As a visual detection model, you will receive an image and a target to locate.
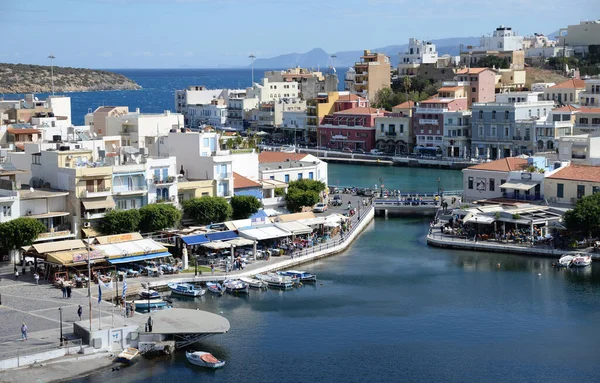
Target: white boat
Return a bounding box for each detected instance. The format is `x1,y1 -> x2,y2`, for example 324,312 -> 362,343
167,282 -> 205,297
116,348 -> 139,363
255,273 -> 294,290
186,351 -> 225,369
239,276 -> 267,289
206,282 -> 224,295
282,270 -> 317,283
223,279 -> 250,294
138,289 -> 161,300
558,255 -> 575,267
572,254 -> 592,267
132,298 -> 167,310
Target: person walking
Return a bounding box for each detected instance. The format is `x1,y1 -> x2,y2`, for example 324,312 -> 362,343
77,305 -> 83,321
66,285 -> 72,299
147,316 -> 153,332
21,323 -> 27,340
210,263 -> 214,276
62,285 -> 67,298
14,269 -> 18,280
34,273 -> 39,285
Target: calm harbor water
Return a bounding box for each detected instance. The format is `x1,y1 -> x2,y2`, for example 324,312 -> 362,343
73,167 -> 600,383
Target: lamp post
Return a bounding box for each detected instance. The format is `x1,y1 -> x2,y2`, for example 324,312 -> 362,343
379,178 -> 384,198
86,235 -> 92,332
194,254 -> 198,277
48,54 -> 56,95
58,307 -> 63,346
249,54 -> 256,85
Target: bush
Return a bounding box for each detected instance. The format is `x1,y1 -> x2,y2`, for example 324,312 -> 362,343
230,195 -> 262,220
285,188 -> 320,213
99,209 -> 141,235
182,197 -> 232,225
139,203 -> 182,232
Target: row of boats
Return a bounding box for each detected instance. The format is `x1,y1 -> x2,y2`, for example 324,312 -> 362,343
557,253 -> 592,268
134,270 -> 318,308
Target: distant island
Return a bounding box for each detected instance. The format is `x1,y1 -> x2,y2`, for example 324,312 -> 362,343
0,63 -> 141,94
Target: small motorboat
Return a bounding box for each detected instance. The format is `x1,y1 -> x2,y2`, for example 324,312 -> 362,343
557,255 -> 575,267
116,348 -> 139,363
223,279 -> 250,295
255,273 -> 294,290
276,271 -> 300,284
138,289 -> 161,300
239,276 -> 267,289
168,282 -> 205,297
132,298 -> 167,310
572,254 -> 592,267
186,351 -> 225,369
281,270 -> 317,283
206,282 -> 224,295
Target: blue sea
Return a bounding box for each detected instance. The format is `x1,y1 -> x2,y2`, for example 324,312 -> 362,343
1,68 -> 346,125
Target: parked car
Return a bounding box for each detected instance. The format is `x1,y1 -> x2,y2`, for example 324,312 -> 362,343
355,148 -> 365,154
331,195 -> 343,206
343,147 -> 354,153
313,202 -> 328,213
370,149 -> 384,155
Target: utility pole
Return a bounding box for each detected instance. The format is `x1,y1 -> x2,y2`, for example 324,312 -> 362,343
249,54 -> 256,85
86,235 -> 92,332
48,54 -> 56,95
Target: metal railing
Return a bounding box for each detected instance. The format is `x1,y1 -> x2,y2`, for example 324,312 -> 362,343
0,339 -> 83,367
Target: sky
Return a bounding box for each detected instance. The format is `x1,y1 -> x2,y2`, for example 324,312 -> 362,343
1,0 -> 598,69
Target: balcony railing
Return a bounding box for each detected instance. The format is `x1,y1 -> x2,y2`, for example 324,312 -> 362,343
113,185 -> 148,195
84,211 -> 107,220
215,172 -> 232,180
572,153 -> 587,159
152,176 -> 176,185
156,195 -> 176,203
385,132 -> 397,136
81,188 -> 112,198
419,119 -> 439,125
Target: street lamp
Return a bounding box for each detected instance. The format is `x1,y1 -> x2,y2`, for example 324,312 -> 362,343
48,54 -> 56,95
58,307 -> 63,346
86,235 -> 92,332
249,54 -> 256,85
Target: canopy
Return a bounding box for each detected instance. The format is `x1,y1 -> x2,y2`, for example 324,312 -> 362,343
298,217 -> 328,226
30,239 -> 86,255
464,215 -> 496,224
181,234 -> 209,245
275,212 -> 316,222
224,219 -> 253,231
274,221 -> 313,235
500,180 -> 538,191
226,238 -> 255,247
108,251 -> 171,264
82,196 -> 116,210
206,231 -> 239,241
239,224 -> 291,241
95,239 -> 167,257
201,242 -> 233,250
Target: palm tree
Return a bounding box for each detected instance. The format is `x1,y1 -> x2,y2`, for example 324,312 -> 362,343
403,76 -> 411,103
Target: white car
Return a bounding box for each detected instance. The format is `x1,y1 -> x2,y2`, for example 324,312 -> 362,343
313,203 -> 328,213
370,149 -> 383,155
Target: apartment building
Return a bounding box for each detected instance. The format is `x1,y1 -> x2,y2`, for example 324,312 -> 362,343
414,97 -> 468,152
374,111 -> 412,154
557,134 -> 600,165
580,79 -> 600,107
470,92 -> 555,159
558,20 -> 600,57
350,50 -> 391,103
542,79 -> 586,105
1,94 -> 71,127
398,38 -> 439,77
318,107 -> 385,151
453,68 -> 496,107
246,78 -> 299,103
258,151 -> 328,187
443,110 -> 472,158
572,107 -> 600,135
227,96 -> 258,131
265,68 -> 338,100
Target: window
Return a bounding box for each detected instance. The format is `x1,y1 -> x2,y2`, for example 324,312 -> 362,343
2,205 -> 11,216
504,111 -> 509,120
491,125 -> 496,137
472,87 -> 476,93
579,118 -> 589,124
478,110 -> 483,119
501,179 -> 506,185
32,154 -> 41,165
117,200 -> 127,210
448,118 -> 453,125
468,177 -> 473,190
492,110 -> 496,120
478,126 -> 484,136
472,98 -> 475,103
308,172 -> 314,180
489,178 -> 495,192
593,186 -> 600,194
297,173 -> 303,180
399,124 -> 404,133
528,109 -> 532,117
577,185 -> 585,199
284,174 -> 290,183
557,183 -> 564,198
505,127 -> 509,137
380,123 -> 384,133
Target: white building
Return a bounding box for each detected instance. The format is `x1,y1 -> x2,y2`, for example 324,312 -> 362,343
557,134 -> 600,166
186,98 -> 228,129
246,78 -> 299,103
398,38 -> 439,76
227,97 -> 258,131
471,25 -> 524,52
258,152 -> 327,186
580,79 -> 600,107
175,86 -> 226,115
146,157 -> 179,205
558,20 -> 600,57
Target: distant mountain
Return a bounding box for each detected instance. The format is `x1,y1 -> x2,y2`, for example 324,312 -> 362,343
251,37 -> 481,69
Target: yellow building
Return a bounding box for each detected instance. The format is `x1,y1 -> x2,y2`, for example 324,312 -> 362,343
352,50 -> 391,103
306,91 -> 342,142
542,79 -> 586,105
177,179 -> 216,202
544,164 -> 600,204
495,69 -> 526,92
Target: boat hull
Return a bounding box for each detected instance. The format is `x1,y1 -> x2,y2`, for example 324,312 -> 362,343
132,299 -> 167,309
168,283 -> 205,297
186,351 -> 226,369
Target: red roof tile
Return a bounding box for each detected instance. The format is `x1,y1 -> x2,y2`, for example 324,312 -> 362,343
333,107 -> 383,115
467,157 -> 529,172
553,105 -> 580,112
7,128 -> 41,135
456,67 -> 494,74
392,101 -> 415,109
258,152 -> 306,164
335,94 -> 365,102
547,164 -> 600,183
233,172 -> 262,189
549,79 -> 586,89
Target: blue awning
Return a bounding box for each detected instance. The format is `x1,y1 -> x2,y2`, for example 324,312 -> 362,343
108,252 -> 171,265
181,234 -> 209,245
250,210 -> 268,219
235,189 -> 263,199
206,231 -> 239,241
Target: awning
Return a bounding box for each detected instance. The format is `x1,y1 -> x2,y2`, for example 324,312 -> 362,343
181,234 -> 209,245
464,215 -> 496,224
500,180 -> 538,191
299,217 -> 327,226
94,239 -> 167,257
238,224 -> 291,241
201,242 -> 232,250
275,212 -> 316,222
226,238 -> 255,247
274,221 -> 313,235
108,251 -> 171,264
82,227 -> 102,238
206,231 -> 238,241
82,196 -> 116,210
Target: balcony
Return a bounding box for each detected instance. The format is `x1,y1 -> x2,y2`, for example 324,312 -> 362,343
215,172 -> 232,180
152,176 -> 176,186
156,195 -> 177,203
416,107 -> 447,114
113,185 -> 148,195
572,153 -> 587,159
418,119 -> 439,125
84,211 -> 107,220
81,188 -> 112,198
385,132 -> 397,137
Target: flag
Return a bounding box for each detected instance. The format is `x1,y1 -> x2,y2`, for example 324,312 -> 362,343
98,280 -> 113,303
98,283 -> 102,303
122,278 -> 127,300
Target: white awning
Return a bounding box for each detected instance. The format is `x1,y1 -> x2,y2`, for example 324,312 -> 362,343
201,242 -> 232,250
274,221 -> 313,235
82,196 -> 116,210
226,238 -> 255,247
464,215 -> 496,224
94,239 -> 167,257
298,217 -> 328,226
238,224 -> 291,241
500,180 -> 538,191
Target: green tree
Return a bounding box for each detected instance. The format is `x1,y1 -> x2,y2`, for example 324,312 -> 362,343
138,203 -> 182,232
285,188 -> 320,213
99,209 -> 141,235
373,87 -> 401,111
564,193 -> 600,237
477,55 -> 510,69
0,218 -> 46,261
287,179 -> 326,194
230,195 -> 262,220
182,196 -> 232,225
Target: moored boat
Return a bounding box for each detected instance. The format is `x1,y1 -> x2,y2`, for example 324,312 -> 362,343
557,255 -> 575,267
282,270 -> 317,283
186,351 -> 225,369
572,254 -> 592,267
116,348 -> 139,363
255,273 -> 294,290
206,282 -> 224,295
132,298 -> 167,310
239,276 -> 268,289
139,289 -> 161,300
167,282 -> 205,297
223,279 -> 250,294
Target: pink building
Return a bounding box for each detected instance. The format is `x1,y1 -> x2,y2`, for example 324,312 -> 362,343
318,107 -> 385,151
454,68 -> 496,106
414,98 -> 468,151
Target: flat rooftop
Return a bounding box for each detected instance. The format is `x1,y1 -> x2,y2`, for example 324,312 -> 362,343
131,308 -> 230,335
19,188 -> 69,199
259,160 -> 315,171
